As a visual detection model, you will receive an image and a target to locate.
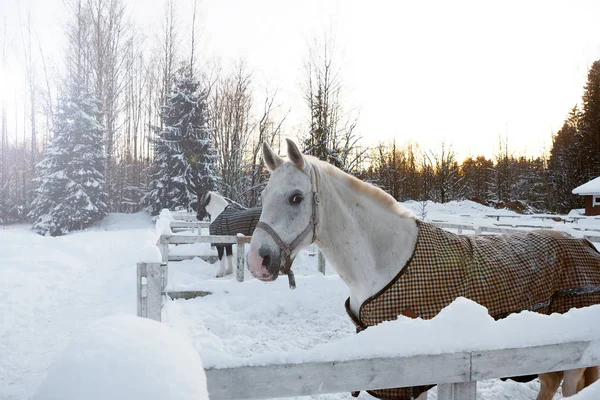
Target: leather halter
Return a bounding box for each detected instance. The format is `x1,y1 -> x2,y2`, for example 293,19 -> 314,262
255,163 -> 321,289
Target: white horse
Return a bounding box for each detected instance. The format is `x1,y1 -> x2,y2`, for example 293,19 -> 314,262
246,139 -> 600,400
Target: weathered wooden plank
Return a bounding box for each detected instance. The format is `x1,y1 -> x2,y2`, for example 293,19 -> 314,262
136,262 -> 163,322
430,222 -> 533,236
572,226 -> 600,233
584,234 -> 600,243
431,222 -> 475,232
471,341 -> 600,380
160,262 -> 168,292
136,263 -> 146,318
162,235 -> 252,245
171,213 -> 198,221
166,290 -> 212,300
480,226 -> 529,234
236,242 -> 245,282
318,250 -> 326,274
168,254 -> 219,263
170,221 -> 210,229
157,241 -> 168,263
205,352 -> 471,400
437,382 -> 476,400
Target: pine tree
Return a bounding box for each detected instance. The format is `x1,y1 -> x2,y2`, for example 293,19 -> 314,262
145,68 -> 216,215
577,60 -> 600,181
548,107 -> 581,212
0,182 -> 19,224
461,156 -> 494,204
29,78 -> 107,236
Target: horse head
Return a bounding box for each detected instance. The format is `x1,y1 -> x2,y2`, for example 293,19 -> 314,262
247,139 -> 321,284
196,191 -> 212,221
196,190 -> 229,222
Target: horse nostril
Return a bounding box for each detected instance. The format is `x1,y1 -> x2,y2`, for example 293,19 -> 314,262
262,255 -> 271,268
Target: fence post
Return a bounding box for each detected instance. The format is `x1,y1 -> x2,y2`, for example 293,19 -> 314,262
161,262 -> 168,292
318,251 -> 326,274
437,382 -> 476,400
236,241 -> 245,282
137,262 -> 164,322
157,238 -> 168,263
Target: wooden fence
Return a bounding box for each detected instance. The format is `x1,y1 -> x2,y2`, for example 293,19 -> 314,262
136,261 -> 599,400
136,214 -> 600,399
148,212 -> 326,304
160,234 -> 253,282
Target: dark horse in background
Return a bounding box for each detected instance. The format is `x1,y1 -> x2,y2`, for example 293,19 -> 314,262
196,191 -> 261,277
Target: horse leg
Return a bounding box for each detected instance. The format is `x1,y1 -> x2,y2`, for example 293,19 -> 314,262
584,366 -> 599,388
225,245 -> 234,275
562,368 -> 585,397
216,246 -> 228,278
537,372 -> 562,400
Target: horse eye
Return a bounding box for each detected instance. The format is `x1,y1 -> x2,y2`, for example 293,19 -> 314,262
289,194 -> 304,205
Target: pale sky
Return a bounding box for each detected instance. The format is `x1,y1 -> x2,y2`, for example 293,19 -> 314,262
2,0 -> 600,160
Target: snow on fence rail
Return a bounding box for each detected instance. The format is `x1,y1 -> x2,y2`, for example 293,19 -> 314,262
204,339 -> 599,400
432,221 -> 600,242
136,262 -> 600,400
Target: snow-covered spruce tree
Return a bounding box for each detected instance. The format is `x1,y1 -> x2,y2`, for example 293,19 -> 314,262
29,79 -> 108,236
145,68 -> 217,215
0,183 -> 19,224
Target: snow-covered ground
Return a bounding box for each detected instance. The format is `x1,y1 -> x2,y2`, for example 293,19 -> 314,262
2,203 -> 600,399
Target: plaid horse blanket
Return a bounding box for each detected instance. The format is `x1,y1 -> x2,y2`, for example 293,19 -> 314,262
209,205 -> 262,243
346,220 -> 600,400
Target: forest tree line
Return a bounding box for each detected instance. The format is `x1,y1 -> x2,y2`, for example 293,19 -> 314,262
359,59 -> 600,214
0,0 -> 599,233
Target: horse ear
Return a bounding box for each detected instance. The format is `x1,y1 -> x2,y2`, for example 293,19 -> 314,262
263,142 -> 284,172
286,139 -> 304,170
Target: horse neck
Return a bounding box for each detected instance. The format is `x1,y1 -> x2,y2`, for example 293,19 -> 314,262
207,193 -> 229,219
315,171 -> 418,316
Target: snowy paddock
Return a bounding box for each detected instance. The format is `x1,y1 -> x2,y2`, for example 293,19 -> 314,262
3,202 -> 600,399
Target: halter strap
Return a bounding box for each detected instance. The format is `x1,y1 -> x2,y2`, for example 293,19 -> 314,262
255,162 -> 321,287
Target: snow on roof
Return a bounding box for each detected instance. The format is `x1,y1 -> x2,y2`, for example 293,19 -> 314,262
572,176 -> 600,195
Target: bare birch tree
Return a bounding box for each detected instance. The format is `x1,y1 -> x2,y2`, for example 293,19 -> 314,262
243,85 -> 287,206
1,18 -> 7,190
210,61 -> 253,200
159,0 -> 178,112
302,33 -> 363,172
87,0 -> 130,210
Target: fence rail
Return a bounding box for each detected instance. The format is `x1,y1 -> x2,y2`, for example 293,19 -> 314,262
169,220 -> 210,231
431,221 -> 600,242
204,340 -> 599,399
170,212 -> 198,221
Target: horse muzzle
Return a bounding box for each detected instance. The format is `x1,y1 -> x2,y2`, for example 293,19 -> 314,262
247,244 -> 282,281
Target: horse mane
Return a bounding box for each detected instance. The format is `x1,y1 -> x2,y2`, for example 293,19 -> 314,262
303,155 -> 415,219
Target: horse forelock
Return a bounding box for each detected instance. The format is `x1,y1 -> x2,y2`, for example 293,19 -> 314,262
301,155 -> 414,219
